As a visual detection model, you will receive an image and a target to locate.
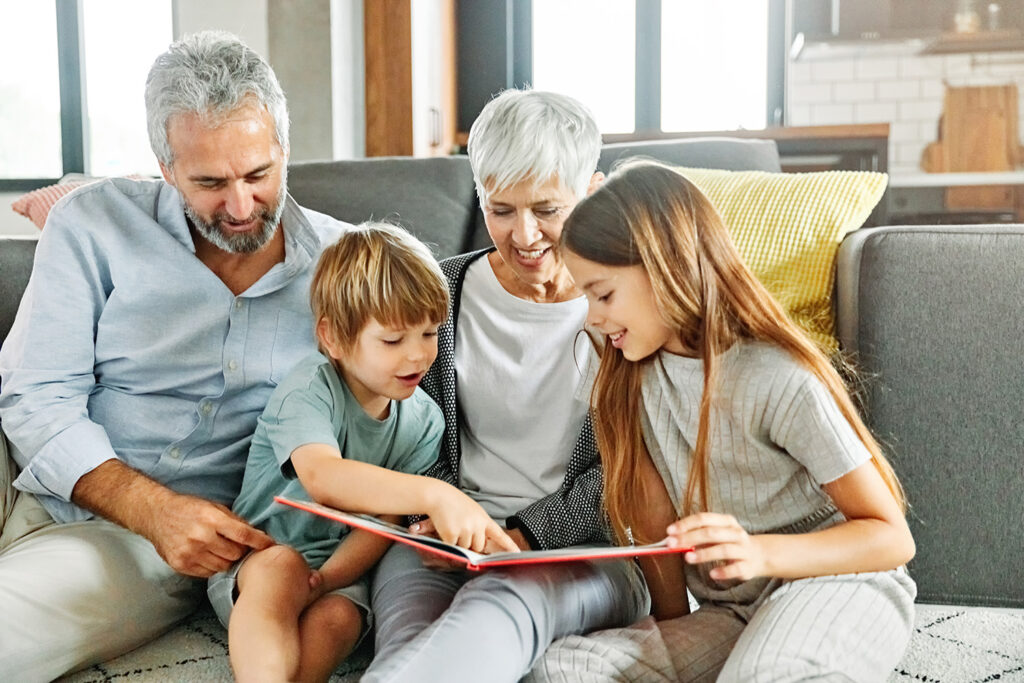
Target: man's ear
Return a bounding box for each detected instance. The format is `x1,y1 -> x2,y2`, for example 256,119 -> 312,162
586,171 -> 605,197
159,161 -> 175,187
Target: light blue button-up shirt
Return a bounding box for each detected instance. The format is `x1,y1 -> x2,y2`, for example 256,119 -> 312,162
0,177 -> 348,523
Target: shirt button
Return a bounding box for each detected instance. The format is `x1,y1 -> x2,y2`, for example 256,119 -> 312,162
169,447 -> 181,459
200,402 -> 212,415
227,360 -> 238,371
234,299 -> 243,310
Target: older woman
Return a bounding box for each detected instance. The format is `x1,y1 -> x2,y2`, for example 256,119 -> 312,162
362,90 -> 650,682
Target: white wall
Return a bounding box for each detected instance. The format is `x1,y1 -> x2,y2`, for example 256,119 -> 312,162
788,50 -> 1024,174
173,0 -> 269,56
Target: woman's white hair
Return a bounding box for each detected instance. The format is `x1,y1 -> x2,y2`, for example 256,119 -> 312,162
145,30 -> 289,167
467,89 -> 601,204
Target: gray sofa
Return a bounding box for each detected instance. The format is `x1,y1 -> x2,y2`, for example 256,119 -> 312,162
2,137 -> 1022,681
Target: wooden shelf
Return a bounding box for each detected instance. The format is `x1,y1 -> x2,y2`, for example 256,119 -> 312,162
920,29 -> 1024,54
891,171 -> 1024,188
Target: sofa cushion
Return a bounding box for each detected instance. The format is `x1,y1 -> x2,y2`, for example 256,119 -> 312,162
836,225 -> 1024,608
676,167 -> 887,352
600,137 -> 782,174
0,237 -> 37,345
288,156 -> 478,259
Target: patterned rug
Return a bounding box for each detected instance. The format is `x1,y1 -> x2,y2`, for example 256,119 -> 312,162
58,603 -> 1023,682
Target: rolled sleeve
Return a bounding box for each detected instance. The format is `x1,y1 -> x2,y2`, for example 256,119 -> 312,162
0,195 -> 116,516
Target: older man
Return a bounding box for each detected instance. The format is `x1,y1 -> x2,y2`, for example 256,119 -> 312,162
0,31 -> 347,680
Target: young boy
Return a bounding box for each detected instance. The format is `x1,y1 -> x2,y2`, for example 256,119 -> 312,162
208,222 -> 519,683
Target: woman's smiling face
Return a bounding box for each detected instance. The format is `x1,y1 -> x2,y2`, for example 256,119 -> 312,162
482,175 -> 580,299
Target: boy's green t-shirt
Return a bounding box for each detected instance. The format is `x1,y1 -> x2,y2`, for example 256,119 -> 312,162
232,352 -> 443,569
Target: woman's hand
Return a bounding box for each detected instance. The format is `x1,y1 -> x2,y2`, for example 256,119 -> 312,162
667,512 -> 767,582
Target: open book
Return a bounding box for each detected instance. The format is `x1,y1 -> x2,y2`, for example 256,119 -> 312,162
274,496 -> 689,571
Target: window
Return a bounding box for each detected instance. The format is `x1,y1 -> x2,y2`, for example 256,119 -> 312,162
531,1 -> 636,134
456,0 -> 785,139
0,2 -> 63,181
0,0 -> 172,190
661,1 -> 770,132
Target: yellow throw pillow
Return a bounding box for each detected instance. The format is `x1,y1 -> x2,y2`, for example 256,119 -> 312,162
674,166 -> 887,352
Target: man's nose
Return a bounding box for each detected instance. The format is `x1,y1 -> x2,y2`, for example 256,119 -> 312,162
224,182 -> 255,221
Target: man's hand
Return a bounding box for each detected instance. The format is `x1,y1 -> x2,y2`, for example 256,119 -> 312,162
71,459 -> 273,578
145,493 -> 274,577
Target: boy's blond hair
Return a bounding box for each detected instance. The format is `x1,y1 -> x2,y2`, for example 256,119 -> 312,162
310,222 -> 449,354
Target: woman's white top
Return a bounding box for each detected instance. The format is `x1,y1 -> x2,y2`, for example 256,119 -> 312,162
455,257 -> 591,520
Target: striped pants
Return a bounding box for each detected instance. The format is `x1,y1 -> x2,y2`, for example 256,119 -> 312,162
526,569 -> 916,683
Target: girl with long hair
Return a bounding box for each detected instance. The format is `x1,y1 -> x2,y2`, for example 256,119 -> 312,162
530,160 -> 917,682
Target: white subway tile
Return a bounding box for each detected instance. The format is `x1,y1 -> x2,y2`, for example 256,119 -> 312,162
790,82 -> 832,105
899,55 -> 944,79
856,57 -> 899,80
943,55 -> 973,77
895,141 -> 927,165
811,103 -> 854,124
984,51 -> 1024,65
920,120 -> 941,142
890,121 -> 920,143
787,105 -> 812,127
788,62 -> 813,84
811,60 -> 856,82
890,162 -> 919,175
987,60 -> 1024,78
877,79 -> 921,100
855,102 -> 899,122
834,81 -> 876,102
921,78 -> 945,98
899,99 -> 943,121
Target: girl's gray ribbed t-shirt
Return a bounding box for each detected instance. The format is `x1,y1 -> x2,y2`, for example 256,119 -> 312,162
640,342 -> 869,534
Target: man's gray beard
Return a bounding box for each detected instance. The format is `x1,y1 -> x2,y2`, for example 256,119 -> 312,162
185,179 -> 288,254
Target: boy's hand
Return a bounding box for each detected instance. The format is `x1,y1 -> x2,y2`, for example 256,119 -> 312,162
667,512 -> 767,582
412,487 -> 521,554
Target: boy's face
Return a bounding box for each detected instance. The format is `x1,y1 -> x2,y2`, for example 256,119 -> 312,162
318,317 -> 440,419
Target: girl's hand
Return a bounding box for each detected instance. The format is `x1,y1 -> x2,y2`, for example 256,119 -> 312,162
422,483 -> 521,554
667,512 -> 767,582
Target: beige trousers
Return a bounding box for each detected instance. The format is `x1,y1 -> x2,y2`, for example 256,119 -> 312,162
0,434 -> 204,682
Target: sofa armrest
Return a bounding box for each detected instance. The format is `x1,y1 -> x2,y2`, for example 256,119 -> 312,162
835,224 -> 1024,608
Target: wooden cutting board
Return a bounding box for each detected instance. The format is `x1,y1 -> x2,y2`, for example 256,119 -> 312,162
940,84 -> 1020,209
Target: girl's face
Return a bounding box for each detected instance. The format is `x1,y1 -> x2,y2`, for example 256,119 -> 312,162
564,251 -> 685,361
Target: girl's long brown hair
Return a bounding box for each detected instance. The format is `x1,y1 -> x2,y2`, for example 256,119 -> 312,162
562,161 -> 905,544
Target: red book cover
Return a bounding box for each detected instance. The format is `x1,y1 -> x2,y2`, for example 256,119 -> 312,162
274,496 -> 690,571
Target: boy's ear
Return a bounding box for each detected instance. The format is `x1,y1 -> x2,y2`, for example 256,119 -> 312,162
316,318 -> 342,360
586,171 -> 605,197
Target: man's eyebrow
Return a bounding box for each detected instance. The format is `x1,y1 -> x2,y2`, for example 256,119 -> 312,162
188,162 -> 274,182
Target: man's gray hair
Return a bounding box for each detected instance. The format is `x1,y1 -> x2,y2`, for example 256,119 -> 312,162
145,31 -> 289,167
467,89 -> 601,205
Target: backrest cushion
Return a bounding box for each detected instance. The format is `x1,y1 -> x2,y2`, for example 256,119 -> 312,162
600,137 -> 782,174
0,237 -> 38,345
288,156 -> 478,259
676,167 -> 887,352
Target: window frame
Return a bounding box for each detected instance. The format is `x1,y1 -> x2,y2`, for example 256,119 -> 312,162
455,0 -> 786,143
2,0 -> 87,192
